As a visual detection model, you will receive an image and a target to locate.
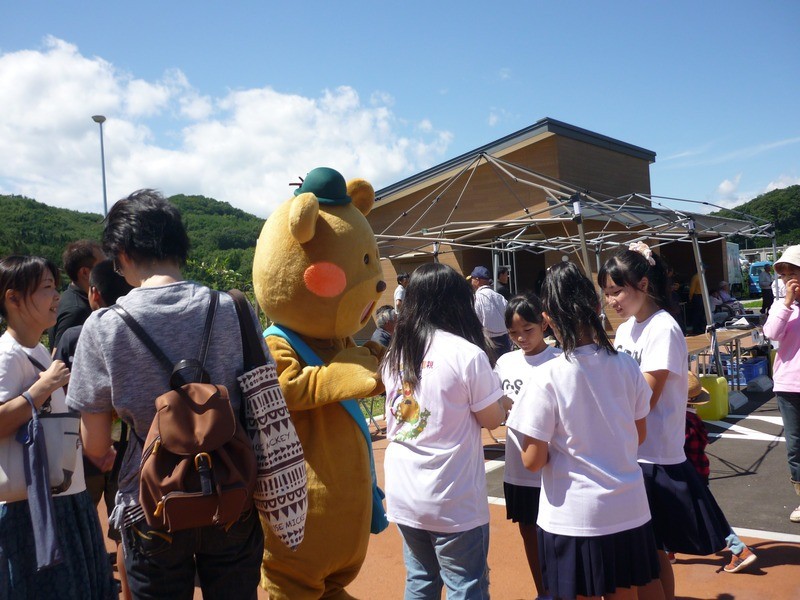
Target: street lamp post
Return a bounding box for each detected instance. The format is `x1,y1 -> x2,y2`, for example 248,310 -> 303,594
91,115 -> 108,217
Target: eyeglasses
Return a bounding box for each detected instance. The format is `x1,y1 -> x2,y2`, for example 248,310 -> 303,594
113,258 -> 123,276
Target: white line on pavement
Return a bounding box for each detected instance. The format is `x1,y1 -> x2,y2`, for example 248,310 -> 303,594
707,420 -> 785,442
485,460 -> 505,474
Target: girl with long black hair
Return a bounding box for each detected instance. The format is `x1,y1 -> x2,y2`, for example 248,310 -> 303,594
382,262 -> 511,599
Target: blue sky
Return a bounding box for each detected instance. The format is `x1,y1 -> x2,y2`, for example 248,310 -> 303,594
1,1 -> 798,217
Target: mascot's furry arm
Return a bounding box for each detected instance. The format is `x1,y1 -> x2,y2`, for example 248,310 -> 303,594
266,336 -> 384,410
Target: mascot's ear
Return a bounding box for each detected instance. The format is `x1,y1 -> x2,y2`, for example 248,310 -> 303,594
289,192 -> 320,244
347,179 -> 375,216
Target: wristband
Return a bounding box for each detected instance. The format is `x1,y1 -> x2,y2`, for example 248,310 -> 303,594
21,391 -> 36,410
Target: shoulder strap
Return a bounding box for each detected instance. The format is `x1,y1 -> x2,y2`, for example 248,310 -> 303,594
197,291 -> 219,366
264,324 -> 323,367
26,354 -> 48,373
111,290 -> 219,375
111,305 -> 173,374
229,289 -> 267,370
264,322 -> 388,534
24,355 -> 56,407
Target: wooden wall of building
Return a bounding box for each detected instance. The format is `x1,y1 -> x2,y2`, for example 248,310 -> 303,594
557,137 -> 652,198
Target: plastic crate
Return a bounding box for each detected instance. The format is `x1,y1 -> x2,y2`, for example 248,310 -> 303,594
741,356 -> 768,382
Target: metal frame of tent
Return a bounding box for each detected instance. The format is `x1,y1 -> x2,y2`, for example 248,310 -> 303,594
373,151 -> 778,374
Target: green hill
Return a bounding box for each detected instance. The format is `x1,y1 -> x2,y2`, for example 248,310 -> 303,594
711,184 -> 800,247
0,193 -> 264,291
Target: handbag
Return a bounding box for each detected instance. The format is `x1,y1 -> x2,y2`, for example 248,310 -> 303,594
229,290 -> 308,551
0,389 -> 80,503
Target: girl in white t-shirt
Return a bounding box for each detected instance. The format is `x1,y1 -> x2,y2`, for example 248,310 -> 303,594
494,292 -> 559,599
0,255 -> 113,598
600,244 -> 757,597
382,263 -> 511,599
506,261 -> 662,600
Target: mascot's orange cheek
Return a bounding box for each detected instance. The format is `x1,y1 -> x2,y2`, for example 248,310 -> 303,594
304,262 -> 347,298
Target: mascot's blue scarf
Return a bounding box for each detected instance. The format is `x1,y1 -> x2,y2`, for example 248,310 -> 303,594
264,324 -> 389,534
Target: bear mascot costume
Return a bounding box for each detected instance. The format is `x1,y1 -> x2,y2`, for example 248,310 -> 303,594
253,167 -> 389,599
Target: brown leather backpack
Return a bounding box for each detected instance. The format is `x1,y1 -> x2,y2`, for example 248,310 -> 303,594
113,292 -> 256,532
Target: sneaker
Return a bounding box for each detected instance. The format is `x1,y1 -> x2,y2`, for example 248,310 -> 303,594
667,551 -> 676,564
790,505 -> 800,523
723,546 -> 757,573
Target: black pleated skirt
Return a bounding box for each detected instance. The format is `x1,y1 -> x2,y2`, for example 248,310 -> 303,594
640,460 -> 730,555
503,482 -> 540,526
537,520 -> 661,599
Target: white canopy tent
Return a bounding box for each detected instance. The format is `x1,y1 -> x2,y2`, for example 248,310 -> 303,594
373,152 -> 777,371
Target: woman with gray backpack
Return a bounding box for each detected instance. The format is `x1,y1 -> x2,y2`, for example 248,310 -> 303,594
66,189 -> 265,600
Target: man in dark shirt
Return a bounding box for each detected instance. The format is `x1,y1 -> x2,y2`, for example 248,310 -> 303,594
496,266 -> 511,300
49,240 -> 105,348
370,305 -> 396,347
54,259 -> 132,565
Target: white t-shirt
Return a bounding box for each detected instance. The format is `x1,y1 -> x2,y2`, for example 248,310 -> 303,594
506,344 -> 651,537
474,285 -> 508,336
494,345 -> 561,487
0,332 -> 86,499
382,330 -> 503,533
393,284 -> 405,308
614,310 -> 689,465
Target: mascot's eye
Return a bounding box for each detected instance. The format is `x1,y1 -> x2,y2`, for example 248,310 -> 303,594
363,254 -> 370,264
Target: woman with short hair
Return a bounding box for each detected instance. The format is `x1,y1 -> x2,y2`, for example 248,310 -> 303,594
66,189 -> 264,600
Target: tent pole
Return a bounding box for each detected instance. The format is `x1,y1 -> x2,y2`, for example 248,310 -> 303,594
595,243 -> 602,275
492,242 -> 500,292
572,195 -> 593,279
511,248 -> 517,296
689,219 -> 722,375
771,226 -> 778,263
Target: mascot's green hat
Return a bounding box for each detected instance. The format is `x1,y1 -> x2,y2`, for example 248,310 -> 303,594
294,167 -> 351,206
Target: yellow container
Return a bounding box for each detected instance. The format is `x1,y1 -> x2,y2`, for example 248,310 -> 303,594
696,375 -> 729,421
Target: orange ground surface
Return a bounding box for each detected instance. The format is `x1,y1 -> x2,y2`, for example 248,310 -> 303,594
98,424 -> 800,599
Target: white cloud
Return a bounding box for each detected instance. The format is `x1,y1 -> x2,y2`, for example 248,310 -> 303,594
370,91 -> 394,107
0,38 -> 452,217
701,173 -> 753,211
661,142 -> 715,162
663,136 -> 800,169
765,174 -> 800,192
716,174 -> 742,199
487,107 -> 515,127
498,68 -> 512,80
179,94 -> 214,121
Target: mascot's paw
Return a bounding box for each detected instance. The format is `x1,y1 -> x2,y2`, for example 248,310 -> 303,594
361,341 -> 386,395
362,340 -> 386,361
327,347 -> 380,398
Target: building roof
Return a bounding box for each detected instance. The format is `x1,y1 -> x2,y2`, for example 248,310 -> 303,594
375,117 -> 657,201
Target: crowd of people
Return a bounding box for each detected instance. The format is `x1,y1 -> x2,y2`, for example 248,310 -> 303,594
1,184 -> 798,599
1,190 -> 263,599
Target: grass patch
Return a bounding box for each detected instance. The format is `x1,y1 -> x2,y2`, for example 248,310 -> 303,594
360,395 -> 385,418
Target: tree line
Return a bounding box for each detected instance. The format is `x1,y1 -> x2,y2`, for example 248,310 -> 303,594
0,193 -> 263,292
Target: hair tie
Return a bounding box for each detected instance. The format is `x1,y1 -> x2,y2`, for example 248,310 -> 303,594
629,241 -> 656,266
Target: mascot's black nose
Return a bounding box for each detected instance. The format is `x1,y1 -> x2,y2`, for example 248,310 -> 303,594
376,280 -> 386,293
